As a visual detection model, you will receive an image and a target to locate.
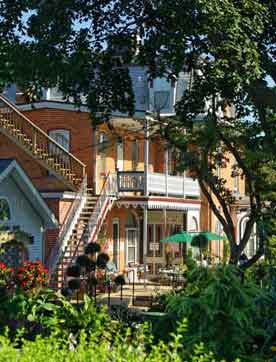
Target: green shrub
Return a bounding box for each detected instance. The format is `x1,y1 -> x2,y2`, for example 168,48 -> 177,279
0,320 -> 235,362
155,265 -> 266,361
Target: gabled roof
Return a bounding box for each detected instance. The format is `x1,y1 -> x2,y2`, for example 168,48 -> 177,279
0,159 -> 58,228
0,159 -> 14,174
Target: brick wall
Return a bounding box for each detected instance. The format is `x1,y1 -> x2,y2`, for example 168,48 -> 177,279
0,133 -> 67,191
22,108 -> 94,186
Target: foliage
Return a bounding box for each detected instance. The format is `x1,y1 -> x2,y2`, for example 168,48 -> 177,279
155,265 -> 268,361
66,264 -> 81,278
0,290 -> 112,341
84,242 -> 101,255
67,278 -> 80,290
0,225 -> 33,249
15,261 -> 49,293
75,255 -> 90,268
114,274 -> 126,286
66,242 -> 111,295
96,252 -> 110,268
0,318 -> 235,362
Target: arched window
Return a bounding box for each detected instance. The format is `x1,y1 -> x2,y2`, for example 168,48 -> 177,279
0,199 -> 11,223
189,216 -> 198,232
239,216 -> 256,258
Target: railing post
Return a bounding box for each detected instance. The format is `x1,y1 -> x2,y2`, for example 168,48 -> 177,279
183,171 -> 186,198
33,130 -> 37,153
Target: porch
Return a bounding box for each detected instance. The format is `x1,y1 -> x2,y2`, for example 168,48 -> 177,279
117,171 -> 200,198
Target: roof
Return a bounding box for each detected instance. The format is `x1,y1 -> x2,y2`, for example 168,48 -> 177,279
0,159 -> 58,228
0,159 -> 14,174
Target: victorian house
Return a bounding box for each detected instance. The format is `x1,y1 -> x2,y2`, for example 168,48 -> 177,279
0,67 -> 255,284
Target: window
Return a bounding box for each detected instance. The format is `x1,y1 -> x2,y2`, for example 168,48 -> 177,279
131,140 -> 139,170
168,148 -> 176,175
239,216 -> 256,258
116,137 -> 124,171
154,91 -> 170,112
126,229 -> 138,265
49,129 -> 70,151
147,224 -> 164,257
48,129 -> 70,171
0,199 -> 11,223
147,224 -> 154,257
233,164 -> 239,193
99,133 -> 109,154
99,133 -> 109,175
151,78 -> 172,113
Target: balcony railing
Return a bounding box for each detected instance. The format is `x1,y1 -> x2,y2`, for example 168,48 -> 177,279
117,171 -> 200,198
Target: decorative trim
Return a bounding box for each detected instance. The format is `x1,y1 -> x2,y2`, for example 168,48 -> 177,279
116,199 -> 201,211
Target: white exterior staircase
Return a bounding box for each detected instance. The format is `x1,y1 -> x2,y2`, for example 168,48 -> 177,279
47,173 -> 117,289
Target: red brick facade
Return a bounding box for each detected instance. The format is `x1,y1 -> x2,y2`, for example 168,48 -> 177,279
22,108 -> 94,186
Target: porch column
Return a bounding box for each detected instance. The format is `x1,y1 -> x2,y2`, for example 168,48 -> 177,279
143,116 -> 150,287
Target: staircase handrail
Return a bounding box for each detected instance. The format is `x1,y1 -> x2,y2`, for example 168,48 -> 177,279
86,172 -> 117,242
68,173 -> 117,266
47,175 -> 87,273
0,95 -> 86,170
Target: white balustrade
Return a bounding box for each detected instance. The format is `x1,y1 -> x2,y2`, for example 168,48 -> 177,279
117,171 -> 200,198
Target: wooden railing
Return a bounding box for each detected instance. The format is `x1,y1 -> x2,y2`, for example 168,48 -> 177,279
47,176 -> 87,274
0,95 -> 85,189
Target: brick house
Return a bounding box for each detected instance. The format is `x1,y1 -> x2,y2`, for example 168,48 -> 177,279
0,68 -> 255,284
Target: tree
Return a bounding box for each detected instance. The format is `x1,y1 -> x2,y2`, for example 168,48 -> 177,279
1,0 -> 275,266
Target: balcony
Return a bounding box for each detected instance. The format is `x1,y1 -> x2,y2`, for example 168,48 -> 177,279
117,171 -> 200,198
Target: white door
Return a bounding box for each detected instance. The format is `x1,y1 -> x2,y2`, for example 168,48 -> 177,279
126,228 -> 138,265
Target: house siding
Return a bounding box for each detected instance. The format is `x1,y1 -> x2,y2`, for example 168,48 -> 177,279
0,176 -> 44,261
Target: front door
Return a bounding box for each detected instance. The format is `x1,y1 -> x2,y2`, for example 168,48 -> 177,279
126,228 -> 138,266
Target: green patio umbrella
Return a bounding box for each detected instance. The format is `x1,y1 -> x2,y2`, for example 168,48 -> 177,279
160,231 -> 193,243
196,231 -> 228,241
